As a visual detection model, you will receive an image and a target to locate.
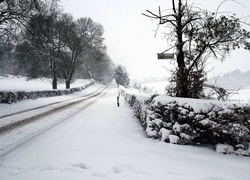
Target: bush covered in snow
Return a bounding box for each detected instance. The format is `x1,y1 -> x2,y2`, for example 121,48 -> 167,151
122,90 -> 250,156
0,80 -> 95,104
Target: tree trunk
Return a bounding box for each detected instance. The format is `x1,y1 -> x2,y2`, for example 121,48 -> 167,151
65,72 -> 73,89
51,57 -> 57,89
66,79 -> 70,89
175,0 -> 189,98
52,75 -> 57,89
176,67 -> 189,97
87,70 -> 92,79
65,53 -> 77,89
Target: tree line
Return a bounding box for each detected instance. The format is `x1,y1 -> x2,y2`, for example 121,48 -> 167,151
0,0 -> 127,89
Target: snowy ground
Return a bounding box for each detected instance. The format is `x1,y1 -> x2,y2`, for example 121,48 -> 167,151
142,80 -> 250,103
0,75 -> 90,91
0,77 -> 250,179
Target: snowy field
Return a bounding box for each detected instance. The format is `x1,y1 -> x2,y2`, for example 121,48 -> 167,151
0,75 -> 90,91
0,76 -> 250,179
142,80 -> 250,103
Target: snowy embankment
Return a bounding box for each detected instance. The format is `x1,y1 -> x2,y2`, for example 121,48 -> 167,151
121,86 -> 250,156
0,75 -> 95,104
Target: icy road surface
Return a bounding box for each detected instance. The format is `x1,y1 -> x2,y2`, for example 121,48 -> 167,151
0,85 -> 249,180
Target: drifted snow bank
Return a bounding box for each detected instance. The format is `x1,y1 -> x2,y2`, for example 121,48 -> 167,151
0,80 -> 95,104
122,89 -> 250,156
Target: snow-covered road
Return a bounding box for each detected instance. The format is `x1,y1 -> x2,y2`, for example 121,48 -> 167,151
0,85 -> 250,180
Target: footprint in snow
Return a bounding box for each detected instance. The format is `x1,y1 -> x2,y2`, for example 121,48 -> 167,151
72,163 -> 88,170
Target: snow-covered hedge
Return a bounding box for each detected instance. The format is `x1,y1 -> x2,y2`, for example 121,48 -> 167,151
0,80 -> 95,104
122,90 -> 250,156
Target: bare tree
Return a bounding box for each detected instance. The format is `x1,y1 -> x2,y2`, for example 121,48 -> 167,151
18,2 -> 63,89
60,17 -> 106,89
143,0 -> 250,98
0,0 -> 56,41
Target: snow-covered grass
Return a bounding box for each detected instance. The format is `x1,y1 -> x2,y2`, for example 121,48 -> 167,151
0,75 -> 90,91
141,81 -> 167,94
0,76 -> 249,179
142,80 -> 250,103
228,86 -> 250,103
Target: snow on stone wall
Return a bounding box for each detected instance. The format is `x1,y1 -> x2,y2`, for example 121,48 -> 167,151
122,89 -> 250,156
0,80 -> 95,104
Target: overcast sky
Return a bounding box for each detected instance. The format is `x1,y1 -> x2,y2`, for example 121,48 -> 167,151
60,0 -> 250,81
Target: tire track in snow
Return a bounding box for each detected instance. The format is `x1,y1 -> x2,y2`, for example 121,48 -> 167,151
0,85 -> 109,135
0,85 -> 110,159
0,86 -> 105,120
